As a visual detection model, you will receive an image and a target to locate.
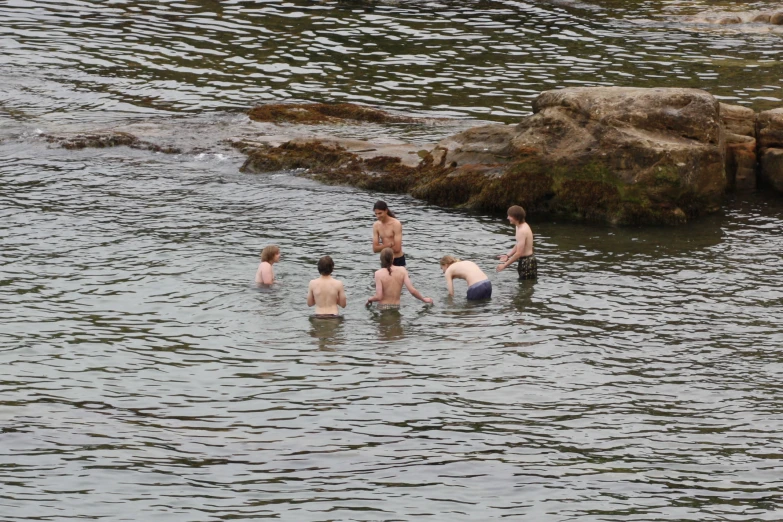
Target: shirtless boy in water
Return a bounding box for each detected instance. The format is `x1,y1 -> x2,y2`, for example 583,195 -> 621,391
366,248 -> 433,308
307,256 -> 347,317
371,200 -> 406,266
496,205 -> 537,280
255,245 -> 280,284
439,256 -> 492,300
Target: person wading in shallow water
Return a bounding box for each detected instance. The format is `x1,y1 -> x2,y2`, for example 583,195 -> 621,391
307,256 -> 347,318
439,256 -> 492,300
255,245 -> 281,284
366,248 -> 433,309
496,205 -> 537,280
372,200 -> 406,266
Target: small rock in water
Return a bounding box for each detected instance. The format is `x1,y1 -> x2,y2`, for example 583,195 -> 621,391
771,12 -> 783,25
718,15 -> 742,25
752,13 -> 771,23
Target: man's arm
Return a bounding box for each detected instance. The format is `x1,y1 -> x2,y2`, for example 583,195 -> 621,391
372,223 -> 384,253
392,221 -> 402,255
307,282 -> 315,307
497,232 -> 527,272
444,270 -> 455,296
403,272 -> 433,304
337,282 -> 347,308
366,273 -> 384,305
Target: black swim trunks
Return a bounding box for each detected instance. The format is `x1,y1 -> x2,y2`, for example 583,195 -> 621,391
392,255 -> 406,267
517,255 -> 537,280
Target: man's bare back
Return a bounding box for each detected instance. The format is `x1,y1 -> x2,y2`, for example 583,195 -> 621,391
307,256 -> 347,315
366,250 -> 433,307
444,261 -> 488,291
308,276 -> 346,315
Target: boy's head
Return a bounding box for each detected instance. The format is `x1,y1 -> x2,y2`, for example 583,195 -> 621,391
439,255 -> 460,273
317,255 -> 334,276
507,205 -> 526,225
260,245 -> 280,263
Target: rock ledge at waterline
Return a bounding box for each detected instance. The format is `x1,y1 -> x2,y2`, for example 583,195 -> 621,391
236,88 -> 777,226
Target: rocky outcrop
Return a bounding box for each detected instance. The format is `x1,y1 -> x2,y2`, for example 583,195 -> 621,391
238,88 -> 732,225
720,103 -> 757,191
758,109 -> 783,193
44,131 -> 181,153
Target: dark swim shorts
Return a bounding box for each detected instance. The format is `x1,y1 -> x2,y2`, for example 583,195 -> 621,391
466,279 -> 492,300
517,254 -> 538,280
392,255 -> 406,267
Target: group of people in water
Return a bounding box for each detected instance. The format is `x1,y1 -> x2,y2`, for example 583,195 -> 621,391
255,201 -> 537,318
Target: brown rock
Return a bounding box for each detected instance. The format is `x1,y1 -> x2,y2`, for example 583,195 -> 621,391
757,108 -> 783,149
720,103 -> 757,191
725,135 -> 757,190
771,12 -> 783,25
752,13 -> 771,23
759,148 -> 783,193
718,16 -> 742,25
720,103 -> 756,137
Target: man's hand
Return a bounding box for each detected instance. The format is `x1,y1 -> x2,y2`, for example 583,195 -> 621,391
496,263 -> 507,272
423,297 -> 434,305
497,254 -> 509,262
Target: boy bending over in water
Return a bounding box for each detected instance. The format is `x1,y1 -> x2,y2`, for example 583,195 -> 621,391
439,256 -> 492,300
366,248 -> 433,309
255,245 -> 280,284
307,256 -> 347,318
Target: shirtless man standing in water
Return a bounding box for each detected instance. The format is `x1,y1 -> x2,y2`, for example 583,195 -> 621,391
372,200 -> 406,266
366,248 -> 433,308
307,256 -> 347,317
496,205 -> 537,280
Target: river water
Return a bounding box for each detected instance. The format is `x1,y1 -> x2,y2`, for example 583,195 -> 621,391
2,1 -> 783,521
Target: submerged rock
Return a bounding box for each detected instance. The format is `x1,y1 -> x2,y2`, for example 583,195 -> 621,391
247,103 -> 416,125
238,88 -> 730,225
44,131 -> 181,153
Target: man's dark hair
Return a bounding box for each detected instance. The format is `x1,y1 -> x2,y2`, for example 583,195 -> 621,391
373,200 -> 396,218
507,205 -> 526,223
317,256 -> 334,275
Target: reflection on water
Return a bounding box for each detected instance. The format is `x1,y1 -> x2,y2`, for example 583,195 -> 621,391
309,315 -> 346,350
373,308 -> 405,341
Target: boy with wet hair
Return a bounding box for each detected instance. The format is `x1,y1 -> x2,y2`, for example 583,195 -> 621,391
255,245 -> 281,284
496,205 -> 537,280
439,256 -> 492,300
307,255 -> 347,317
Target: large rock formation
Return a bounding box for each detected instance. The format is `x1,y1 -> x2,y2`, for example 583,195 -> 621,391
238,88 -> 729,225
424,87 -> 727,224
